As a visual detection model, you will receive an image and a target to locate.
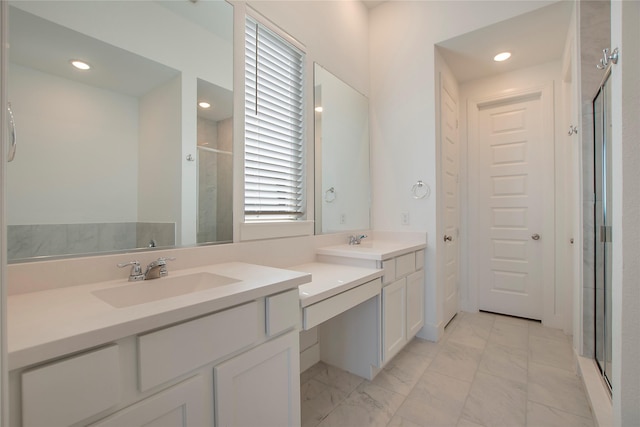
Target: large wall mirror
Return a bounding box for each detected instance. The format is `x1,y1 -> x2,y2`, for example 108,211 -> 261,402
314,64 -> 370,234
6,0 -> 233,262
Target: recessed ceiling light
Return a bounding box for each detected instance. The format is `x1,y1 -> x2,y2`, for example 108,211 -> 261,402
493,52 -> 512,62
70,60 -> 91,70
198,101 -> 211,109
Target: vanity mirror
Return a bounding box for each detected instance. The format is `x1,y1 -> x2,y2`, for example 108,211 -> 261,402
6,0 -> 233,261
314,64 -> 371,234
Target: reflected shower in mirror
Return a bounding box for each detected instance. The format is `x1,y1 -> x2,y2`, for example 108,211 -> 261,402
196,79 -> 233,244
6,1 -> 233,262
314,63 -> 370,234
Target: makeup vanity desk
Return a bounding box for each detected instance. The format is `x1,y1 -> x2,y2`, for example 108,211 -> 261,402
291,236 -> 426,380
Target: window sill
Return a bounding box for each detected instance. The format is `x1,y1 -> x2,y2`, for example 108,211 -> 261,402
239,220 -> 314,241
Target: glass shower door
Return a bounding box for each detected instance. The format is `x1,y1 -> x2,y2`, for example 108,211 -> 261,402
593,70 -> 612,392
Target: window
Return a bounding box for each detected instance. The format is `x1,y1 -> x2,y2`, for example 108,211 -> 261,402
244,16 -> 305,221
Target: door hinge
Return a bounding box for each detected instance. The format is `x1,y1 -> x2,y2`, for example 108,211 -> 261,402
600,225 -> 612,243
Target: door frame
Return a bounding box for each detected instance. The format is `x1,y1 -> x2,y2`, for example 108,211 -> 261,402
466,82 -> 560,327
437,68 -> 460,328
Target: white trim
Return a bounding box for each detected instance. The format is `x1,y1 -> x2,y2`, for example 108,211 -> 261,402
299,342 -> 320,373
0,1 -> 8,424
245,6 -> 306,53
467,83 -> 557,326
576,354 -> 612,427
239,220 -> 314,241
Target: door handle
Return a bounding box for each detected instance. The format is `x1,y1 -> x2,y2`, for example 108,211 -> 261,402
531,233 -> 540,241
444,235 -> 453,242
7,102 -> 17,162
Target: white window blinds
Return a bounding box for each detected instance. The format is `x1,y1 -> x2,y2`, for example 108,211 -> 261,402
244,16 -> 305,220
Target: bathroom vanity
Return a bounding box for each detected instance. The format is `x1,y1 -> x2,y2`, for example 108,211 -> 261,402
7,263 -> 309,427
293,237 -> 426,380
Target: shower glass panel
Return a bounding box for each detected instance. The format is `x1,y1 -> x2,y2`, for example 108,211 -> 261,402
593,69 -> 612,393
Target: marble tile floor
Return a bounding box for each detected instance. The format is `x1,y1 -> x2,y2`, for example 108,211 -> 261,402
301,311 -> 595,427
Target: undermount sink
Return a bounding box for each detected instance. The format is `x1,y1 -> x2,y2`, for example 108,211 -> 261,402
92,272 -> 241,308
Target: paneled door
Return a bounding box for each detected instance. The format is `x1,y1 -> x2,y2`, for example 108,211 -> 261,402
440,71 -> 460,326
476,92 -> 551,320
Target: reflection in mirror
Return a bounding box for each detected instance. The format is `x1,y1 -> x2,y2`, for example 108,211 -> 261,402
6,1 -> 233,262
314,64 -> 370,234
197,79 -> 233,244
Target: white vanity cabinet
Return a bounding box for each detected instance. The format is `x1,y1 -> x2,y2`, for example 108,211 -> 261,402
10,288 -> 301,427
317,243 -> 426,367
214,331 -> 300,426
382,269 -> 425,362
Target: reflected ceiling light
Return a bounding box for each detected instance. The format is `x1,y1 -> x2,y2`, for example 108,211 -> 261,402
315,106 -> 323,112
70,60 -> 91,70
198,101 -> 211,109
493,52 -> 512,62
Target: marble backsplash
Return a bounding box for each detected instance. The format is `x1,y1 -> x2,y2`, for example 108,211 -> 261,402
8,222 -> 175,261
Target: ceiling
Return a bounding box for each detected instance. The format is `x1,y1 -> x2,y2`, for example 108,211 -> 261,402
436,1 -> 573,83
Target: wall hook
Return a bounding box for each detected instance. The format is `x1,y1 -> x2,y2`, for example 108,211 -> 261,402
596,47 -> 619,70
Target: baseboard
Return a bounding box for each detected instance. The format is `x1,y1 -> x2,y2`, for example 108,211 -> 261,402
575,352 -> 612,427
416,320 -> 444,342
300,342 -> 320,373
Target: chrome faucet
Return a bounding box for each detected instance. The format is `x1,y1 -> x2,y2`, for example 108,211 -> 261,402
118,257 -> 176,281
348,234 -> 368,245
143,257 -> 176,280
117,260 -> 145,282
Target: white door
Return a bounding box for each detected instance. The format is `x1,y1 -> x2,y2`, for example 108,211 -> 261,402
476,92 -> 552,320
214,331 -> 300,427
382,278 -> 407,362
406,270 -> 425,337
440,72 -> 460,325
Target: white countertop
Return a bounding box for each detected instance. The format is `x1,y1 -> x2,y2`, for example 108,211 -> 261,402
8,262 -> 310,370
290,262 -> 382,307
316,240 -> 426,261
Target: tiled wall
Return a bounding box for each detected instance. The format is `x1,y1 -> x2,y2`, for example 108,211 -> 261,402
8,222 -> 175,261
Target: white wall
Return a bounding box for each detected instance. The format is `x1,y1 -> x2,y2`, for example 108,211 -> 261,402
610,0 -> 640,423
138,77 -> 182,230
6,63 -> 138,224
369,0 -> 557,339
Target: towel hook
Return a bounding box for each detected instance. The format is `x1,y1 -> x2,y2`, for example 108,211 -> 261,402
325,187 -> 336,203
411,180 -> 430,199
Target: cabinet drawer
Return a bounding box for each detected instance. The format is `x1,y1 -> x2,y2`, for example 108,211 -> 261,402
266,289 -> 300,337
396,253 -> 416,277
22,345 -> 120,427
90,375 -> 206,427
415,250 -> 425,270
303,278 -> 381,330
381,259 -> 396,284
138,301 -> 259,391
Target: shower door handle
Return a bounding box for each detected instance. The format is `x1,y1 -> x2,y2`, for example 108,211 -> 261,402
7,102 -> 17,162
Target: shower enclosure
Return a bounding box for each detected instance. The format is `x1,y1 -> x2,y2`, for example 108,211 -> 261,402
593,67 -> 612,392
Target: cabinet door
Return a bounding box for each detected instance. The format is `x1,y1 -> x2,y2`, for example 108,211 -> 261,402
407,270 -> 425,338
214,331 -> 300,427
382,278 -> 406,362
90,376 -> 206,427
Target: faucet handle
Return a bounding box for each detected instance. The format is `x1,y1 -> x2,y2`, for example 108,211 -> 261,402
117,261 -> 144,282
157,256 -> 176,264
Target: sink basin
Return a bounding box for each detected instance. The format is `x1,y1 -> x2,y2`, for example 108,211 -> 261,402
92,272 -> 241,308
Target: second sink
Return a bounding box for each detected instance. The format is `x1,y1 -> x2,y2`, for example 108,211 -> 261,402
92,272 -> 241,308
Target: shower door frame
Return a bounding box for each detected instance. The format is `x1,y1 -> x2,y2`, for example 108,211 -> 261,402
592,65 -> 613,394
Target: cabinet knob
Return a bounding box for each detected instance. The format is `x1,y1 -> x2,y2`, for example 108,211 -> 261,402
443,235 -> 453,242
